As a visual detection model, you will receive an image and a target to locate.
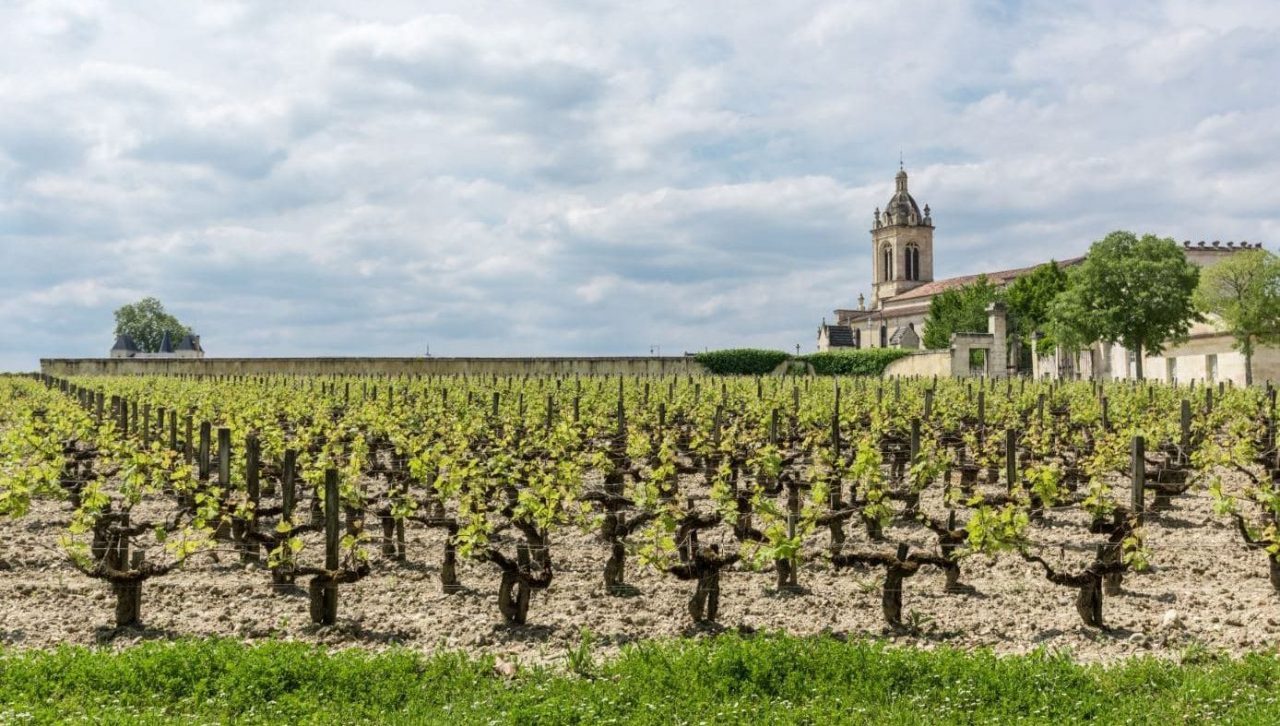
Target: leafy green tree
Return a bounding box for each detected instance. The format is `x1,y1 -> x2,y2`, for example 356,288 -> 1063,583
1004,261 -> 1070,350
113,297 -> 194,353
922,275 -> 1001,349
1050,231 -> 1200,380
1194,248 -> 1280,385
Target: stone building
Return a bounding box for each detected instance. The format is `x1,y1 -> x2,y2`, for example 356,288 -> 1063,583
110,331 -> 204,359
817,165 -> 1083,354
819,167 -> 1268,385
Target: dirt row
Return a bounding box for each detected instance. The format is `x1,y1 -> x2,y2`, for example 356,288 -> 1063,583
2,469 -> 1277,666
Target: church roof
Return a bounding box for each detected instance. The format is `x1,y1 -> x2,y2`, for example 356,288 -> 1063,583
888,257 -> 1085,302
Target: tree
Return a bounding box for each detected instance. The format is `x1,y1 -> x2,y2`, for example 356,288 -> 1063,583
113,297 -> 193,353
1004,261 -> 1070,350
922,275 -> 1001,349
1194,248 -> 1280,385
1050,231 -> 1200,380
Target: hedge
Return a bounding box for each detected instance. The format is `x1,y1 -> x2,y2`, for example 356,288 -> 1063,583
694,348 -> 914,376
801,349 -> 912,376
694,349 -> 793,375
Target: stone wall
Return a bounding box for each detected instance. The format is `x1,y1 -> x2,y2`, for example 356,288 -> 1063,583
1133,335 -> 1280,386
882,350 -> 953,378
40,356 -> 707,378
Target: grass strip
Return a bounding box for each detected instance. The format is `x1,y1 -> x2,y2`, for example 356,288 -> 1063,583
1,634 -> 1277,724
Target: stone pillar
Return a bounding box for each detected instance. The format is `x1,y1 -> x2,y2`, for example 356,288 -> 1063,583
1031,332 -> 1042,380
986,302 -> 1008,378
949,339 -> 966,378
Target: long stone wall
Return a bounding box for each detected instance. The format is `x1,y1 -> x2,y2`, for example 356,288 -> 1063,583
40,356 -> 707,378
882,350 -> 953,378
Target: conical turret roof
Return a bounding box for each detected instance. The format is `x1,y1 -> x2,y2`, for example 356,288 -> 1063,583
111,334 -> 138,352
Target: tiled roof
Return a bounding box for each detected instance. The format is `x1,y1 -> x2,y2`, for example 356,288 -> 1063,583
887,257 -> 1084,302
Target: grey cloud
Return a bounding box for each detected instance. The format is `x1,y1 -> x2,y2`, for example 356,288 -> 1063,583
130,133 -> 288,180
3,1 -> 1280,371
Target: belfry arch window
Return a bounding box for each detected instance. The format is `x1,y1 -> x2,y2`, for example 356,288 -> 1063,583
905,244 -> 920,281
882,245 -> 894,281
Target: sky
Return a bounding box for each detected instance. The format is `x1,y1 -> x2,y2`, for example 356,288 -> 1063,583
2,0 -> 1279,371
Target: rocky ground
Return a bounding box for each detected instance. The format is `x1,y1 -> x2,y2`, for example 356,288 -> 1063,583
1,471 -> 1275,667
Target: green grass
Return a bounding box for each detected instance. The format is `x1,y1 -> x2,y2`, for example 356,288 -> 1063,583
2,635 -> 1279,724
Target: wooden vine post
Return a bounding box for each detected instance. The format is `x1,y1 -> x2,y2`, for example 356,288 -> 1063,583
1102,436 -> 1144,596
1005,428 -> 1017,494
1131,435 -> 1145,519
310,469 -> 341,625
216,428 -> 232,541
1179,399 -> 1192,466
241,434 -> 262,564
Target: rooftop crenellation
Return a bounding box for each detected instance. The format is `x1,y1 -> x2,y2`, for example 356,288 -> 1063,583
1183,240 -> 1264,249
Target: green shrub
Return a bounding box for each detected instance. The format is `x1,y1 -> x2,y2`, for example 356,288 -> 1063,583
694,349 -> 792,375
802,349 -> 912,376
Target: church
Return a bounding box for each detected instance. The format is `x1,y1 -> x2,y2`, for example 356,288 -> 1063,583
816,165 -> 1081,355
818,167 -> 1267,384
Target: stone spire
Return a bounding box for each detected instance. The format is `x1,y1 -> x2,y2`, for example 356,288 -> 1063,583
884,167 -> 927,227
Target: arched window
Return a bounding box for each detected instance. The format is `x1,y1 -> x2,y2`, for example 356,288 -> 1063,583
853,329 -> 861,349
905,244 -> 920,281
879,324 -> 888,348
882,245 -> 894,281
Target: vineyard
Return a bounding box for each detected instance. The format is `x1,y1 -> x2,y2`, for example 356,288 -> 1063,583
3,372 -> 1280,662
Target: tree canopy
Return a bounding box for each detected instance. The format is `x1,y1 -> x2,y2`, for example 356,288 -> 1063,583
922,274 -> 1001,349
1004,261 -> 1070,351
113,297 -> 194,353
1194,248 -> 1280,385
1049,231 -> 1200,379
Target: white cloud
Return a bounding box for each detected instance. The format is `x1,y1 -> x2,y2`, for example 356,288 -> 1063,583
2,0 -> 1280,370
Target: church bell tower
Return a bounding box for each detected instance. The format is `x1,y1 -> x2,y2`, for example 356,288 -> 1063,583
870,166 -> 934,306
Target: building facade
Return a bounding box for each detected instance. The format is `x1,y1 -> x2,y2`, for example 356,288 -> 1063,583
819,167 -> 1268,385
110,331 -> 204,359
817,166 -> 1078,355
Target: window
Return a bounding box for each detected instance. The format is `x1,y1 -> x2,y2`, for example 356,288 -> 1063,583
905,244 -> 920,281
882,245 -> 894,281
853,329 -> 861,349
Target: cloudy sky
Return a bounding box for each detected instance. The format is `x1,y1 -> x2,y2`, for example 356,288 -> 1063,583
2,0 -> 1278,370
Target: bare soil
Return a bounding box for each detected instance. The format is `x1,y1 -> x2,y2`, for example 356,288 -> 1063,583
1,471 -> 1275,666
